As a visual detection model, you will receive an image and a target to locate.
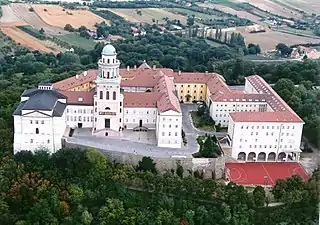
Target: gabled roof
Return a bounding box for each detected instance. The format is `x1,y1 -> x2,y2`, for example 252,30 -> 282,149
13,89 -> 67,117
59,90 -> 95,106
138,60 -> 151,69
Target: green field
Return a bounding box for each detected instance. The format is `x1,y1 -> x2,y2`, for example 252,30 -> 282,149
54,33 -> 96,50
167,8 -> 218,21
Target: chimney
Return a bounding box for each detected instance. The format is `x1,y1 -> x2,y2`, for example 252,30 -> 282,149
83,71 -> 87,76
153,65 -> 156,70
178,70 -> 181,75
75,74 -> 79,79
134,65 -> 137,70
127,66 -> 130,71
205,71 -> 208,75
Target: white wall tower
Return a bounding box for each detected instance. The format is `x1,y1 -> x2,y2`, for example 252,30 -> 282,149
93,44 -> 124,136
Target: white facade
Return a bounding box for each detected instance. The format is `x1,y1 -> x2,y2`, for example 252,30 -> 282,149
66,105 -> 94,128
209,101 -> 268,127
228,118 -> 303,162
123,107 -> 157,129
156,110 -> 182,148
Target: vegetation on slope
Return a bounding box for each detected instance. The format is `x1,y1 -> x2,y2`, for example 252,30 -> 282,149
0,148 -> 318,224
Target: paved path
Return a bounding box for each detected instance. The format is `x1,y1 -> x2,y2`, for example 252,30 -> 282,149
67,104 -> 227,158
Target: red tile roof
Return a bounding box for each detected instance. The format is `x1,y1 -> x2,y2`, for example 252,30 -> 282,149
123,92 -> 162,108
230,111 -> 302,123
53,70 -> 98,91
233,75 -> 304,123
155,74 -> 181,113
59,90 -> 94,105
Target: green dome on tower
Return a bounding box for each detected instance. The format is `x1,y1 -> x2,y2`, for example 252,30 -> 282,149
102,44 -> 116,56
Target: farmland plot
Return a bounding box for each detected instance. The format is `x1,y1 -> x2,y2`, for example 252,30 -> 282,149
33,4 -> 109,29
232,0 -> 304,18
107,8 -> 187,25
198,3 -> 262,23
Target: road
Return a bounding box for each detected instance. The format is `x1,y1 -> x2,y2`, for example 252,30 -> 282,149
67,104 -> 227,158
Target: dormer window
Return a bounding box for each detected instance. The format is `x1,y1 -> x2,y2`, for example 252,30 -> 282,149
78,97 -> 83,102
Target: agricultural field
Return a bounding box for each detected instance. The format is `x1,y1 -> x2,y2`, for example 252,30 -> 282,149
231,0 -> 305,19
1,26 -> 59,53
106,8 -> 187,25
55,33 -> 96,51
32,4 -> 109,29
234,27 -> 320,52
8,3 -> 67,36
277,0 -> 320,15
166,8 -> 219,21
198,3 -> 262,24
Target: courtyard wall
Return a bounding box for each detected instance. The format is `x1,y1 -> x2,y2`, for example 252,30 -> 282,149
65,141 -> 226,179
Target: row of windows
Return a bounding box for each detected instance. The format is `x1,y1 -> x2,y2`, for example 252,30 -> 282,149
67,109 -> 93,114
162,117 -> 179,122
30,120 -> 44,124
180,90 -> 203,94
241,125 -> 295,130
180,96 -> 203,100
161,132 -> 178,136
100,91 -> 116,100
30,139 -> 50,144
163,124 -> 179,128
102,58 -> 116,64
126,110 -> 156,114
125,118 -> 156,123
67,116 -> 93,122
176,84 -> 204,88
239,144 -> 293,149
217,104 -> 266,108
161,140 -> 179,144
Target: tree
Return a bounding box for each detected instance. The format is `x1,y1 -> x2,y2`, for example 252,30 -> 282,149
252,186 -> 266,207
137,156 -> 157,174
176,162 -> 184,178
64,24 -> 75,32
187,16 -> 195,27
276,43 -> 292,57
98,198 -> 125,225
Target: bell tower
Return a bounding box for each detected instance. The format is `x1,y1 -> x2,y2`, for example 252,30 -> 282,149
93,43 -> 124,136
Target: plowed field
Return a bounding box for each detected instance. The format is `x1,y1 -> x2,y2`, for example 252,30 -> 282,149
1,26 -> 58,53
33,4 -> 109,29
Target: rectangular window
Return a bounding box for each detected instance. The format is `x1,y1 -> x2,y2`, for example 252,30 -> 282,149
30,120 -> 33,124
169,132 -> 171,136
175,132 -> 178,136
35,120 -> 38,124
47,139 -> 50,144
175,125 -> 178,128
162,132 -> 165,136
163,124 -> 165,128
169,125 -> 171,128
30,139 -> 33,143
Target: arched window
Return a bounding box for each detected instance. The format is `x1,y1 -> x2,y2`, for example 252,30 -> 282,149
100,91 -> 103,99
113,91 -> 116,100
106,91 -> 109,100
103,58 -> 105,63
35,128 -> 39,134
113,59 -> 115,63
107,72 -> 110,79
107,59 -> 110,64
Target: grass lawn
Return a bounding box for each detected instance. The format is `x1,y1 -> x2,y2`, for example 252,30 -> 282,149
190,111 -> 216,132
55,33 -> 96,51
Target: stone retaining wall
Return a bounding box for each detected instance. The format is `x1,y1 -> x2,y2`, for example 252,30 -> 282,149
66,141 -> 226,179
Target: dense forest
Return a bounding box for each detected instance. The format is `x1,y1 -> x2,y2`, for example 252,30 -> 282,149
0,148 -> 318,225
